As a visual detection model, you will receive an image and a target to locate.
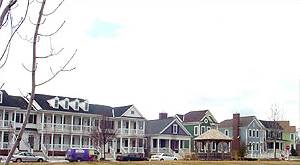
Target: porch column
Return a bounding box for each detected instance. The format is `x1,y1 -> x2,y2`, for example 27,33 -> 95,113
41,113 -> 44,131
62,114 -> 64,131
88,136 -> 91,148
135,138 -> 138,153
179,140 -> 181,149
51,134 -> 54,151
80,135 -> 82,148
206,140 -> 209,160
52,113 -> 55,130
40,133 -> 44,151
150,138 -> 153,152
60,134 -> 64,151
128,138 -> 130,152
221,141 -> 224,160
80,116 -> 83,132
168,139 -> 171,152
1,131 -> 4,149
189,139 -> 191,153
70,135 -> 73,148
157,138 -> 160,153
120,137 -> 123,152
120,120 -> 123,135
89,117 -> 92,131
71,115 -> 74,131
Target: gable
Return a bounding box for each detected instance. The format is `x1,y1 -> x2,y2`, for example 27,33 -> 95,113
121,105 -> 144,119
161,120 -> 191,136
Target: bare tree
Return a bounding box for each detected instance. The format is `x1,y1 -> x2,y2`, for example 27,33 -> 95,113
4,0 -> 76,164
268,103 -> 284,159
90,116 -> 116,160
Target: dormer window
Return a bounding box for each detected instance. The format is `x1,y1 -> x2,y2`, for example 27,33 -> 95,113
0,91 -> 3,104
84,102 -> 88,111
75,101 -> 79,110
173,124 -> 178,134
80,100 -> 89,111
54,99 -> 59,109
65,100 -> 69,109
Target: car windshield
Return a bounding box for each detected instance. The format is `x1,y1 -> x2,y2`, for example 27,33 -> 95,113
122,154 -> 129,156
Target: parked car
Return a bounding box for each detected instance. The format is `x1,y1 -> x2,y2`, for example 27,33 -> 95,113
116,153 -> 148,161
65,148 -> 99,162
150,153 -> 178,161
11,152 -> 46,162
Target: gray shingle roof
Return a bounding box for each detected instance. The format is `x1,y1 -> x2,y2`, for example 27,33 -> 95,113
184,110 -> 208,122
219,116 -> 255,128
114,105 -> 133,117
0,90 -> 28,109
145,117 -> 174,135
259,120 -> 283,130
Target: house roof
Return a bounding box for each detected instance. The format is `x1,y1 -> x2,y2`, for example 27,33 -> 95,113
0,90 -> 28,109
219,116 -> 256,128
194,129 -> 232,141
145,117 -> 175,135
277,121 -> 295,133
114,105 -> 133,117
259,120 -> 283,130
184,110 -> 208,122
89,104 -> 113,117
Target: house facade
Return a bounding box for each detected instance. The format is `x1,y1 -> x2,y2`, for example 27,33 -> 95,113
0,90 -> 146,158
218,113 -> 265,158
278,121 -> 296,151
145,113 -> 192,158
182,110 -> 218,151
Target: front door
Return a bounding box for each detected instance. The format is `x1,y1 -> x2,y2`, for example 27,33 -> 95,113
171,140 -> 179,153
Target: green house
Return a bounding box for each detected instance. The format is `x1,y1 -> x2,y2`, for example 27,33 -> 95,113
278,121 -> 297,151
181,110 -> 218,151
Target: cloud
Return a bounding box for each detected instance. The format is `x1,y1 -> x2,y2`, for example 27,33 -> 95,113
87,19 -> 121,39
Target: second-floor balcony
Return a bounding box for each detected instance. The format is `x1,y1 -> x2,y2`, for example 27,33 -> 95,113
38,123 -> 92,133
116,128 -> 144,136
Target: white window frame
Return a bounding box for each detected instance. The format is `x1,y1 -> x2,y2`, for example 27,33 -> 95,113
74,101 -> 79,110
207,126 -> 211,131
249,142 -> 252,151
256,142 -> 259,151
64,99 -> 69,109
54,99 -> 59,109
291,134 -> 294,140
256,129 -> 259,138
253,129 -> 255,138
201,126 -> 205,134
173,124 -> 178,134
194,126 -> 199,136
225,129 -> 229,136
249,129 -> 252,138
0,91 -> 3,103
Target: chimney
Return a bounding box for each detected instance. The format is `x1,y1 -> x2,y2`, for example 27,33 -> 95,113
232,113 -> 240,152
159,112 -> 167,119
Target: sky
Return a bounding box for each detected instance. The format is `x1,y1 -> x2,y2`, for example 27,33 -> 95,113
0,0 -> 299,128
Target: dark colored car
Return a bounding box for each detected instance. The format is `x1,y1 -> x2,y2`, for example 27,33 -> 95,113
116,153 -> 148,161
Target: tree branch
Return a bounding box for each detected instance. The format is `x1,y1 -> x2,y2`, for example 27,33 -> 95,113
43,0 -> 64,16
38,21 -> 64,37
0,0 -> 17,30
36,49 -> 77,86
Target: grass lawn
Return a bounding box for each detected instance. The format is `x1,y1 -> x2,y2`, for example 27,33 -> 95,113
7,160 -> 300,165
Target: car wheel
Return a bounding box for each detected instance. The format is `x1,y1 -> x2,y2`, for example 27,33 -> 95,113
38,158 -> 43,162
160,158 -> 164,161
174,158 -> 177,161
16,158 -> 22,163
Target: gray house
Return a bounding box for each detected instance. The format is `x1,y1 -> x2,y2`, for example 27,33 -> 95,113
145,113 -> 192,158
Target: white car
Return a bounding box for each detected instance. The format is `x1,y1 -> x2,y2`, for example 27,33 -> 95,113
150,153 -> 178,161
11,152 -> 46,162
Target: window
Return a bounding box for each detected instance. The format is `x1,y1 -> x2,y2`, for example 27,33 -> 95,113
138,121 -> 143,130
138,139 -> 143,147
95,120 -> 99,127
173,124 -> 178,134
131,111 -> 134,114
28,114 -> 37,124
75,101 -> 79,110
249,129 -> 252,137
118,121 -> 121,128
201,126 -> 205,134
65,100 -> 69,109
16,113 -> 23,123
256,142 -> 259,151
249,142 -> 252,150
204,119 -> 208,123
4,112 -> 8,120
133,122 -> 136,129
225,129 -> 229,136
54,99 -> 59,108
85,102 -> 89,111
207,127 -> 211,131
3,133 -> 8,142
253,130 -> 255,138
291,134 -> 294,140
194,126 -> 199,136
256,130 -> 259,138
0,91 -> 2,103
212,142 -> 216,151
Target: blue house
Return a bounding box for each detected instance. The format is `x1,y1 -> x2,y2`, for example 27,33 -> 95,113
145,113 -> 192,158
218,113 -> 265,158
